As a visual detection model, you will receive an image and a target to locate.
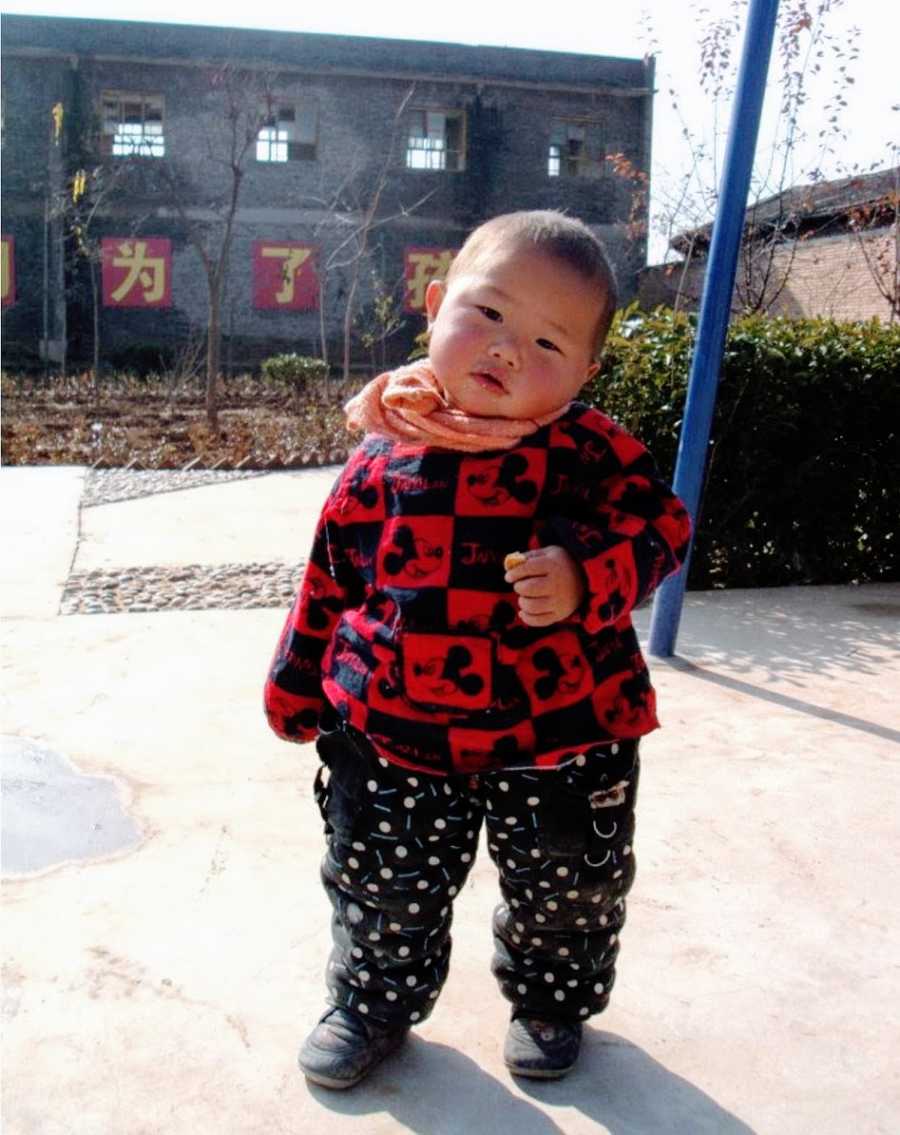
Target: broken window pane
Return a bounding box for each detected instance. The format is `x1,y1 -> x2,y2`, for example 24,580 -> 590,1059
406,109 -> 465,172
102,92 -> 165,158
257,101 -> 317,162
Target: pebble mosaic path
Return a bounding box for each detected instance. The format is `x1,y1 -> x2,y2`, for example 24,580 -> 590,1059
62,470 -> 305,615
82,467 -> 268,508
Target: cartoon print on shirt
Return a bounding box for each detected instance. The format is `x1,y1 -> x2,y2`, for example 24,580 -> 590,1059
604,671 -> 652,730
266,404 -> 691,766
457,732 -> 525,767
304,576 -> 345,631
454,598 -> 517,634
595,556 -> 635,625
383,524 -> 444,579
532,647 -> 587,700
337,463 -> 379,514
412,645 -> 485,700
466,453 -> 538,508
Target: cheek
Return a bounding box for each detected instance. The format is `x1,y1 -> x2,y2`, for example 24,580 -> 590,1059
431,320 -> 479,365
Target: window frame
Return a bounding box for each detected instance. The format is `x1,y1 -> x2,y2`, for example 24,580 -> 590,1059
547,118 -> 606,179
100,91 -> 165,159
255,100 -> 318,164
405,108 -> 466,173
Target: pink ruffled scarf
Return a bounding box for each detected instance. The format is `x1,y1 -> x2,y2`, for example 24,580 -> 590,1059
344,361 -> 568,453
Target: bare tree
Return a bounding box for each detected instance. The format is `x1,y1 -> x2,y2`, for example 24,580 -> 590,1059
155,64 -> 275,430
302,86 -> 435,379
53,160 -> 150,400
846,158 -> 899,322
645,0 -> 864,313
357,265 -> 407,374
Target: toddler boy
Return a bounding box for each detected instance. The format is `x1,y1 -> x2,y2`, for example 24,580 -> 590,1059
264,210 -> 690,1088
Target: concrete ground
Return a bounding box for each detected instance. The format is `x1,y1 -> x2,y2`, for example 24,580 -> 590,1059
2,465 -> 898,1135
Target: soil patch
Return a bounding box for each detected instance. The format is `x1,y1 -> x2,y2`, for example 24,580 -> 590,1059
1,374 -> 362,469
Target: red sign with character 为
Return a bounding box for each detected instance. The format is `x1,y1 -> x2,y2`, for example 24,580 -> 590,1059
102,238 -> 172,308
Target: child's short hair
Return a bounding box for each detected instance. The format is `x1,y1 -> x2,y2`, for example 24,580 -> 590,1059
446,210 -> 619,354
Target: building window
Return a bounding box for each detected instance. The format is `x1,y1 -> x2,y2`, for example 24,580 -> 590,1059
548,120 -> 604,178
256,103 -> 317,163
101,93 -> 165,158
405,110 -> 465,172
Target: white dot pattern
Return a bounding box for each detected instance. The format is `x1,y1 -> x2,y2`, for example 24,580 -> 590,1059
319,734 -> 637,1027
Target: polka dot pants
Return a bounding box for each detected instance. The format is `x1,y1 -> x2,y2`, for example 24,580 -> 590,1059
313,724 -> 639,1029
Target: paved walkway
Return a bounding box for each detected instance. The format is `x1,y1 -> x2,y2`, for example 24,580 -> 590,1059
2,466 -> 898,1134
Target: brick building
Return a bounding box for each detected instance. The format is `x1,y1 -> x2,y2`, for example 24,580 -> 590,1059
638,166 -> 899,322
0,14 -> 655,373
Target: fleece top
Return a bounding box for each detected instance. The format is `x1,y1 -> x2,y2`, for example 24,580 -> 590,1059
264,401 -> 691,775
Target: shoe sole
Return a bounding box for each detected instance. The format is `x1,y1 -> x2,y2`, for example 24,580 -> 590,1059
299,1032 -> 407,1091
300,1066 -> 367,1090
505,1060 -> 575,1080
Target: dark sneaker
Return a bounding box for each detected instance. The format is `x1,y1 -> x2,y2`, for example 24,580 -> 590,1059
298,1007 -> 408,1090
503,1014 -> 583,1080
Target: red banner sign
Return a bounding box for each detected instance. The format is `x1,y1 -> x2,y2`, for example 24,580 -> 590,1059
253,241 -> 319,310
1,235 -> 15,308
102,238 -> 172,308
404,246 -> 456,312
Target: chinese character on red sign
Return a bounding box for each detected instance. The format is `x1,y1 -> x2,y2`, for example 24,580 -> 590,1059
404,247 -> 456,313
253,241 -> 319,310
102,238 -> 172,308
1,236 -> 15,308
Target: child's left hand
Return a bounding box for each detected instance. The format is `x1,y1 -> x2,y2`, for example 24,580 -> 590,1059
504,546 -> 586,627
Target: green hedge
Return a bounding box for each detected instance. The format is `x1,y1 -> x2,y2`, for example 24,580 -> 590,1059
260,353 -> 329,385
584,308 -> 900,589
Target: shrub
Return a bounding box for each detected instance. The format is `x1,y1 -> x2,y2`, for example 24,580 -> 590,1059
585,307 -> 900,590
260,353 -> 329,387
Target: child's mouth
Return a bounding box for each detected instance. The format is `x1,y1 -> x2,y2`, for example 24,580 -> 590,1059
471,371 -> 506,394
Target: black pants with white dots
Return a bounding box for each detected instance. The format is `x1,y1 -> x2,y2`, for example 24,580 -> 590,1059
313,721 -> 639,1031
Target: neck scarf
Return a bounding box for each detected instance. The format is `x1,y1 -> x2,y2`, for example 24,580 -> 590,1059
344,361 -> 568,453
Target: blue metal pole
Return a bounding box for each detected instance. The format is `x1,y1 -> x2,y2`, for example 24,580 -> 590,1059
648,0 -> 780,657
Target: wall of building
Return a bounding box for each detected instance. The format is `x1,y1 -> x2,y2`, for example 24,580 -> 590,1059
639,229 -> 897,322
1,15 -> 653,372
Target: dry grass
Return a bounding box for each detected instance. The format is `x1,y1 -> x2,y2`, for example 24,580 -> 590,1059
1,372 -> 364,468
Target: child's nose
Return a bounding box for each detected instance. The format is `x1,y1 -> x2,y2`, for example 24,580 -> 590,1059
489,333 -> 521,368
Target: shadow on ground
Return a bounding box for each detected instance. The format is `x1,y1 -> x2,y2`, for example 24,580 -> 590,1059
667,587 -> 899,687
307,1032 -> 755,1134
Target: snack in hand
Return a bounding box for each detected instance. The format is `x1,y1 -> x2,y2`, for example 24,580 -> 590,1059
503,551 -> 528,572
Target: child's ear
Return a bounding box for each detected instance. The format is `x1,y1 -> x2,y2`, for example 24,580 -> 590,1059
425,279 -> 445,325
584,362 -> 600,382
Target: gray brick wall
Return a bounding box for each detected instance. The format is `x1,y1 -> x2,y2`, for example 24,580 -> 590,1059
2,14 -> 653,372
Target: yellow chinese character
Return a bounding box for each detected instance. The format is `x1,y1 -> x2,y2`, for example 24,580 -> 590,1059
1,240 -> 11,303
51,102 -> 64,144
111,241 -> 166,303
72,170 -> 87,203
262,246 -> 312,304
406,250 -> 454,311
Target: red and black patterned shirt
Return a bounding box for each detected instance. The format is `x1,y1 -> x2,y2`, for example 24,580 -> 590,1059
264,402 -> 691,774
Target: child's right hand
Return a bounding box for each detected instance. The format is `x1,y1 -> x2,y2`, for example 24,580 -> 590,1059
503,546 -> 586,627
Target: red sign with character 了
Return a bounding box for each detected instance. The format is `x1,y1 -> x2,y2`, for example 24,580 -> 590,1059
253,241 -> 319,310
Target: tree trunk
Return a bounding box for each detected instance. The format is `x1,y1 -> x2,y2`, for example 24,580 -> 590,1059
207,291 -> 221,433
90,261 -> 101,408
318,277 -> 329,368
342,267 -> 360,383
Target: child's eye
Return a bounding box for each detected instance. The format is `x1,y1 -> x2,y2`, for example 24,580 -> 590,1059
536,338 -> 561,353
477,306 -> 502,322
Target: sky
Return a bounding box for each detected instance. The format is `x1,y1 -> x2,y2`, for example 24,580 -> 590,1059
3,0 -> 898,261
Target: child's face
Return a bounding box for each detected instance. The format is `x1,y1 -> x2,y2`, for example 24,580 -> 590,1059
424,245 -> 602,421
